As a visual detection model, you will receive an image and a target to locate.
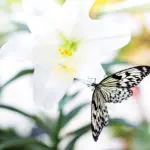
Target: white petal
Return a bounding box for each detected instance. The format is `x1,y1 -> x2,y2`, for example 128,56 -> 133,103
83,35 -> 130,63
0,32 -> 58,66
32,64 -> 51,107
43,72 -> 73,109
57,0 -> 86,37
31,37 -> 59,66
73,13 -> 131,44
80,15 -> 131,63
0,32 -> 35,61
76,63 -> 105,84
22,0 -> 60,35
33,65 -> 73,109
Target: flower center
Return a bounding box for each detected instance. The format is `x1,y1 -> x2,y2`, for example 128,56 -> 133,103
58,34 -> 79,57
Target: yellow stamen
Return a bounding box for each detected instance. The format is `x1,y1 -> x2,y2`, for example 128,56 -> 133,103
58,33 -> 79,57
58,48 -> 73,57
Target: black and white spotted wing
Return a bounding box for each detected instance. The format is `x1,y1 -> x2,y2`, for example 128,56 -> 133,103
100,66 -> 150,88
97,65 -> 150,103
91,89 -> 109,141
91,65 -> 150,141
100,86 -> 133,103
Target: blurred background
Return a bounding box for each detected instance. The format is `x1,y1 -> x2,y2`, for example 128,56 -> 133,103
0,0 -> 150,149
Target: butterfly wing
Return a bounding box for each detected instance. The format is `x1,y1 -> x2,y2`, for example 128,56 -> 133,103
91,65 -> 150,141
100,86 -> 133,103
101,66 -> 150,88
91,89 -> 110,141
98,66 -> 150,103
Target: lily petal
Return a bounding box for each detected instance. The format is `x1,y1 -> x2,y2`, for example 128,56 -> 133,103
0,32 -> 35,61
32,64 -> 50,107
23,0 -> 60,36
33,64 -> 73,108
31,37 -> 59,66
44,72 -> 73,109
76,62 -> 105,84
0,31 -> 58,67
73,12 -> 130,41
58,0 -> 86,37
81,15 -> 131,63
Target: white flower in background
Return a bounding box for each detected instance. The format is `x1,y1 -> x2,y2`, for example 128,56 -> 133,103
0,10 -> 15,33
0,0 -> 131,108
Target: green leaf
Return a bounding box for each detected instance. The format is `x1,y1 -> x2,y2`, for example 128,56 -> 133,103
132,123 -> 150,150
0,138 -> 51,150
0,105 -> 34,119
61,102 -> 89,128
2,69 -> 34,89
58,91 -> 80,109
0,105 -> 53,138
102,60 -> 129,74
109,118 -> 138,138
64,124 -> 91,150
64,136 -> 79,150
41,114 -> 60,143
14,22 -> 30,32
109,118 -> 136,128
0,128 -> 22,142
33,117 -> 56,140
66,124 -> 91,137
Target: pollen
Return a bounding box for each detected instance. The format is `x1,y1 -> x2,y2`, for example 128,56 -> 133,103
58,48 -> 73,57
58,34 -> 79,57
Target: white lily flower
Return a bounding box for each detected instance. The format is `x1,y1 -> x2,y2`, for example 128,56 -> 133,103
0,0 -> 131,108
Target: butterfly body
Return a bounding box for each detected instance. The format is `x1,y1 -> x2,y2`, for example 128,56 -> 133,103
91,65 -> 150,141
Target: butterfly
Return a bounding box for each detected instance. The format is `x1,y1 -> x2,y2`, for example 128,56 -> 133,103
89,65 -> 150,141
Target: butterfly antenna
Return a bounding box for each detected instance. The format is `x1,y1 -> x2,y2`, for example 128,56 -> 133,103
74,78 -> 92,87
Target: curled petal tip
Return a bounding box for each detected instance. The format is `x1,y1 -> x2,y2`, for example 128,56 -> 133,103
89,2 -> 101,19
89,9 -> 99,19
89,0 -> 125,19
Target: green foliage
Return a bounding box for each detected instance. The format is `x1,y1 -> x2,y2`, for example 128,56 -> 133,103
58,91 -> 80,109
102,59 -> 129,75
132,123 -> 150,150
14,22 -> 30,32
109,118 -> 136,128
0,69 -> 34,93
0,138 -> 51,150
61,102 -> 89,128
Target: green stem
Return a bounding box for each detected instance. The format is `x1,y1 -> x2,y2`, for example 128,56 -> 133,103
52,109 -> 64,150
